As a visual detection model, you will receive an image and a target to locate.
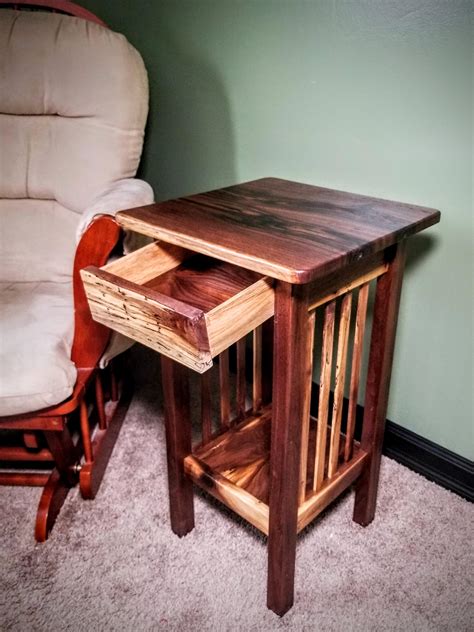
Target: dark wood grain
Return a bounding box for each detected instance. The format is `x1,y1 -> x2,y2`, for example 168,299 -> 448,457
261,318 -> 274,406
236,338 -> 247,421
353,242 -> 407,526
219,349 -> 231,429
252,326 -> 263,412
192,406 -> 359,506
145,254 -> 261,312
112,178 -> 440,615
193,409 -> 271,502
161,357 -> 195,536
118,177 -> 440,284
267,282 -> 312,616
200,370 -> 212,445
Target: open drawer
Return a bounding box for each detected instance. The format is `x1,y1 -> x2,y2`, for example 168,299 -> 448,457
81,241 -> 275,373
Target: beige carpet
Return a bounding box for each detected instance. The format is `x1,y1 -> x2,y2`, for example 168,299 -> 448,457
1,349 -> 473,631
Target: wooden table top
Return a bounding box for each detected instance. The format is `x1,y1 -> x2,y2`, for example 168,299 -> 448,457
117,178 -> 440,284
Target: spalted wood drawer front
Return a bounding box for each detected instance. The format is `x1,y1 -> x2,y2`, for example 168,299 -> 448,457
81,241 -> 275,373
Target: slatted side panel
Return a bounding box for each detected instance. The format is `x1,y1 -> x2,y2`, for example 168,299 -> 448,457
192,274 -> 375,498
194,328 -> 267,448
297,275 -> 378,505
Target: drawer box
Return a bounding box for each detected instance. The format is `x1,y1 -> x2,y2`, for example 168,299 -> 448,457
81,241 -> 275,373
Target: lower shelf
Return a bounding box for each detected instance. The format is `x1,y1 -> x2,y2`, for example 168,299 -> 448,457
184,404 -> 368,535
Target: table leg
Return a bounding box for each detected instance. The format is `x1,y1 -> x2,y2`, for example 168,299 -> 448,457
161,356 -> 195,536
267,282 -> 311,616
353,242 -> 407,526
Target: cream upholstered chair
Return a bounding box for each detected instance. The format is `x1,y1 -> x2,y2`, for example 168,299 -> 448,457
0,1 -> 153,540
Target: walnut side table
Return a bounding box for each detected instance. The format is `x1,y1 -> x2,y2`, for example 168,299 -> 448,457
81,178 -> 440,615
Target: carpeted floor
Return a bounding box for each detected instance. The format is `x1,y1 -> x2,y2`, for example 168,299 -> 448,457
1,349 -> 473,631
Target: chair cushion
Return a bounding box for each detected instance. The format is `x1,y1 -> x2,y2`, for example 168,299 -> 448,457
0,281 -> 76,416
0,199 -> 78,283
0,9 -> 148,212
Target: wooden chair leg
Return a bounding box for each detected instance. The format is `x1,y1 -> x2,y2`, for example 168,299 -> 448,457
35,469 -> 71,542
161,356 -> 195,537
36,426 -> 80,542
80,375 -> 132,500
43,426 -> 79,486
353,242 -> 407,526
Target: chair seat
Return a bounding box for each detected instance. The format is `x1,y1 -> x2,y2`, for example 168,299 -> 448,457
0,281 -> 77,416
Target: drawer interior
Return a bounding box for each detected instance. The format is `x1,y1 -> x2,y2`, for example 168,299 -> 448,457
81,241 -> 275,372
143,253 -> 262,312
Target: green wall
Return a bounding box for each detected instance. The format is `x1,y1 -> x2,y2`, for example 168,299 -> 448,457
82,0 -> 473,460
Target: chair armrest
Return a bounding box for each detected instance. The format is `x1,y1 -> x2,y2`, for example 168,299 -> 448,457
71,215 -> 122,369
75,178 -> 154,246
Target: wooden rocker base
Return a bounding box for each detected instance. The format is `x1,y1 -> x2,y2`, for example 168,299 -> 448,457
31,381 -> 132,541
35,468 -> 75,543
79,381 -> 133,499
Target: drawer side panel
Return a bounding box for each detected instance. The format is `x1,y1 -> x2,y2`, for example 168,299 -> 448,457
205,277 -> 275,357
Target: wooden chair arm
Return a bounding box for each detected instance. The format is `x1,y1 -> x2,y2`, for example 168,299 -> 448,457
71,215 -> 121,369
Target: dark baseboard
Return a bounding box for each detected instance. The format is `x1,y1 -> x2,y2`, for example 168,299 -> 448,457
383,420 -> 473,503
308,382 -> 473,503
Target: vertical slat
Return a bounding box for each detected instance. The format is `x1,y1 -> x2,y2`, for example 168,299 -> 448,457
298,310 -> 316,504
313,301 -> 336,491
236,338 -> 246,421
328,292 -> 352,478
201,370 -> 212,444
261,318 -> 274,406
345,283 -> 369,461
219,349 -> 230,429
253,326 -> 263,412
